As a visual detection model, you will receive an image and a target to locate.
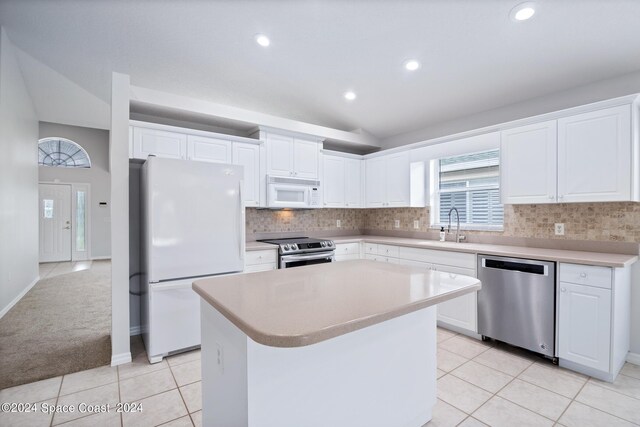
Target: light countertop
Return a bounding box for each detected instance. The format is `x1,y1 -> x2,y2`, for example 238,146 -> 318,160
193,260 -> 480,348
245,241 -> 278,251
328,235 -> 638,268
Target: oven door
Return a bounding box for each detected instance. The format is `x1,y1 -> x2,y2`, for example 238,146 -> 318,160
280,252 -> 335,269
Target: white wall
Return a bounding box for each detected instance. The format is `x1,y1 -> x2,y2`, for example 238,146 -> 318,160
0,27 -> 39,317
110,72 -> 131,366
382,70 -> 640,148
38,122 -> 111,259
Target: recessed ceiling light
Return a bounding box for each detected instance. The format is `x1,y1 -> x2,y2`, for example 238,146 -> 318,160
510,2 -> 536,21
344,91 -> 357,101
255,34 -> 270,47
404,60 -> 421,71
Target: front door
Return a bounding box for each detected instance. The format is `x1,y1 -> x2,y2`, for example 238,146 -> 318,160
39,184 -> 72,262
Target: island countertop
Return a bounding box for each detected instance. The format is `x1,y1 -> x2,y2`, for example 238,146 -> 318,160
193,260 -> 480,348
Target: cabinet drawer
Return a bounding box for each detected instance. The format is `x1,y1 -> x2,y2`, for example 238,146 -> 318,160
244,263 -> 277,273
559,263 -> 612,289
398,246 -> 476,270
364,243 -> 378,254
432,264 -> 476,278
335,243 -> 360,256
335,254 -> 360,262
378,244 -> 399,258
245,249 -> 277,266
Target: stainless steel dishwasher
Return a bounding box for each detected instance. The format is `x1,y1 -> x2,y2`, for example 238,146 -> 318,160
477,254 -> 557,362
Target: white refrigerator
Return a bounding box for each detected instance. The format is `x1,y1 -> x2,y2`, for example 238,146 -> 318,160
140,157 -> 245,363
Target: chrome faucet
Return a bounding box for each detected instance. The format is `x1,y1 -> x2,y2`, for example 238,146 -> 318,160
447,207 -> 466,243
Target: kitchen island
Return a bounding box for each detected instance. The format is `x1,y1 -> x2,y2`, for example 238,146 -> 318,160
193,260 -> 481,427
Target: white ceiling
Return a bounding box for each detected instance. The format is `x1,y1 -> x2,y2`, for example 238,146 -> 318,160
2,0 -> 640,142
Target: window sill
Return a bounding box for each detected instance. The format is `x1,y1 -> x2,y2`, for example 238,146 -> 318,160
430,224 -> 504,232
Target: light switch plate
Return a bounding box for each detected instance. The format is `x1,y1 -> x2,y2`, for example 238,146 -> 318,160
555,223 -> 565,236
413,220 -> 420,229
394,219 -> 400,228
336,219 -> 341,228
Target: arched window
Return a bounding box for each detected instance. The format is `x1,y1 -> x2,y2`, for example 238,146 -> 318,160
38,137 -> 91,168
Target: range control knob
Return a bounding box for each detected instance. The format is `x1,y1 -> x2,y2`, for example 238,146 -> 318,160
283,244 -> 290,251
292,244 -> 298,250
321,241 -> 327,247
327,241 -> 333,247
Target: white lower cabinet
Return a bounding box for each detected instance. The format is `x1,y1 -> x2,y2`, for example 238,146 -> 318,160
396,255 -> 477,334
244,249 -> 277,272
557,263 -> 631,381
558,282 -> 611,372
335,243 -> 360,262
432,264 -> 477,333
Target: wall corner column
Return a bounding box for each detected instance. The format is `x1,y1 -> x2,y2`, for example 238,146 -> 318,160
110,72 -> 131,366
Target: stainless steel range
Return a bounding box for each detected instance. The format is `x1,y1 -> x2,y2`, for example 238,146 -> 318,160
257,237 -> 335,269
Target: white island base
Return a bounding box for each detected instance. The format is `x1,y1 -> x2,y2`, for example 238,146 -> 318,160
201,301 -> 437,427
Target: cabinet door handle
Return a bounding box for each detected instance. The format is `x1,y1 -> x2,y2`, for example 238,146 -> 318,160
548,195 -> 554,200
561,287 -> 566,292
580,272 -> 587,278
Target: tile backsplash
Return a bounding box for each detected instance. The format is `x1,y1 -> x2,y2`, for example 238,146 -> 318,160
246,208 -> 364,238
247,203 -> 640,244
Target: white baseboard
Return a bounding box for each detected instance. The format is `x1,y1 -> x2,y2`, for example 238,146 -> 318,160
91,256 -> 111,261
130,325 -> 142,336
111,352 -> 132,366
627,352 -> 640,366
0,276 -> 39,320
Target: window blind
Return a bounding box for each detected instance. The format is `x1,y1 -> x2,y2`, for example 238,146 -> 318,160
437,149 -> 503,227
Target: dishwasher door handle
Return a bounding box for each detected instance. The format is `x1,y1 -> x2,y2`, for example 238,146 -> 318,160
481,257 -> 549,276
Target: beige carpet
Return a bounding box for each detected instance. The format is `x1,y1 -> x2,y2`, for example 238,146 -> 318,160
0,261 -> 111,390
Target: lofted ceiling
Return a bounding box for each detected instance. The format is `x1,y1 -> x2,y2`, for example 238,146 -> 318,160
1,0 -> 640,143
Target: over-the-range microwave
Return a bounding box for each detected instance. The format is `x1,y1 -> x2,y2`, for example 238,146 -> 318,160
266,175 -> 321,209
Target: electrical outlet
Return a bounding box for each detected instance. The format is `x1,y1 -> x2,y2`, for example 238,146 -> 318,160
336,219 -> 341,228
413,220 -> 420,229
554,223 -> 565,236
394,219 -> 400,228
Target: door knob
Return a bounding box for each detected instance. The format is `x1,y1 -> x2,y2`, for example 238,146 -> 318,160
63,226 -> 71,230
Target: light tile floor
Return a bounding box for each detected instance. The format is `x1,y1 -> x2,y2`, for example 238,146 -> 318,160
2,328 -> 639,426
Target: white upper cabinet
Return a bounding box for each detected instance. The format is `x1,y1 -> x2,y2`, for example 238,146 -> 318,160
500,104 -> 637,204
558,105 -> 632,203
232,142 -> 261,207
344,158 -> 362,208
385,152 -> 410,207
187,135 -> 232,164
366,151 -> 413,207
365,156 -> 387,207
501,120 -> 558,204
323,155 -> 346,207
322,154 -> 363,208
266,133 -> 295,177
293,138 -> 320,179
132,127 -> 187,160
265,133 -> 321,179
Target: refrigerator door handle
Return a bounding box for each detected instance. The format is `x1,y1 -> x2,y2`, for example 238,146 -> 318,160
239,180 -> 245,261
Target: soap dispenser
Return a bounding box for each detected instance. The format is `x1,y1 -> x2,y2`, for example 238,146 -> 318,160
439,226 -> 446,242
